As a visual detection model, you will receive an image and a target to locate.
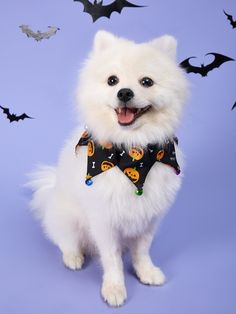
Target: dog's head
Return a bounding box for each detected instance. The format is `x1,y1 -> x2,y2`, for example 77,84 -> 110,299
77,31 -> 188,146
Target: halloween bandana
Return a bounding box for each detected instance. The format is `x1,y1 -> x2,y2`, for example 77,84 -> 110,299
76,131 -> 180,194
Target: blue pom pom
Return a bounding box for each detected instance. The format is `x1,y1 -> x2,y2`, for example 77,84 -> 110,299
85,179 -> 93,186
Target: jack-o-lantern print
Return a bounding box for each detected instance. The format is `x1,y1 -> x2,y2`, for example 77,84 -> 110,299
101,161 -> 115,172
129,146 -> 144,161
124,167 -> 140,183
156,149 -> 165,161
88,140 -> 95,157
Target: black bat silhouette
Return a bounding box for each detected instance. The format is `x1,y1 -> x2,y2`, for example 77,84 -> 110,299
0,105 -> 33,123
74,0 -> 144,22
179,53 -> 235,77
231,102 -> 236,110
223,10 -> 236,29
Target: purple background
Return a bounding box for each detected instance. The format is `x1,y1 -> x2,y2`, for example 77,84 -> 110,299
0,0 -> 235,313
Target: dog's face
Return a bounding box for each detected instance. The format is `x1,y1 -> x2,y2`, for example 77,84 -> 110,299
77,31 -> 188,146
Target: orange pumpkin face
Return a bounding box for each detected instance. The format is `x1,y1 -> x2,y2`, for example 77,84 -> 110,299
88,140 -> 95,157
129,146 -> 144,161
156,149 -> 165,161
124,168 -> 140,183
101,161 -> 115,171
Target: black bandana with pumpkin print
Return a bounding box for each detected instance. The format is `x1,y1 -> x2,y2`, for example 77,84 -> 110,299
76,131 -> 180,195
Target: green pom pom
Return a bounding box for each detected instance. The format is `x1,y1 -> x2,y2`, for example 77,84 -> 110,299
135,189 -> 143,196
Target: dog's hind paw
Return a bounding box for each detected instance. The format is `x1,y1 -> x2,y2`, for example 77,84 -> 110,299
63,252 -> 84,270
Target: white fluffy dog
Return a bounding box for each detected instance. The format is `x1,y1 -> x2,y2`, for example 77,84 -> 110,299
29,31 -> 188,307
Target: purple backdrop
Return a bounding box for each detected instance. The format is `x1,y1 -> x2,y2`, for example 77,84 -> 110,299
0,0 -> 235,313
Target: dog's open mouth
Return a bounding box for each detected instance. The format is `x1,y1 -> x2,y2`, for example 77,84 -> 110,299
115,105 -> 152,126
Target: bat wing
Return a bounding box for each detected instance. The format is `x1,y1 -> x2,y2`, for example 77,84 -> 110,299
74,0 -> 93,12
15,113 -> 33,122
205,53 -> 235,74
41,27 -> 59,39
179,57 -> 202,74
0,105 -> 10,116
19,25 -> 37,39
0,105 -> 16,123
74,0 -> 143,22
231,102 -> 236,110
223,10 -> 236,28
108,0 -> 144,15
19,25 -> 30,35
0,106 -> 16,122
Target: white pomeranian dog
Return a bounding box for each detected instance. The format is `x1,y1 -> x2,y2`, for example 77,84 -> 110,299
29,31 -> 188,307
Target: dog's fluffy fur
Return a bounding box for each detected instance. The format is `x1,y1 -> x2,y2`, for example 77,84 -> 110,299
29,31 -> 188,307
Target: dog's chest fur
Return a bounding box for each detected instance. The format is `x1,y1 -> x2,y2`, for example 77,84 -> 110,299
58,132 -> 183,238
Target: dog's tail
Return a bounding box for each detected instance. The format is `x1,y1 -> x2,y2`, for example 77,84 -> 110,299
26,165 -> 57,220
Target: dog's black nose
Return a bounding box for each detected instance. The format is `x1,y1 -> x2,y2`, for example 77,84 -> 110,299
117,88 -> 134,103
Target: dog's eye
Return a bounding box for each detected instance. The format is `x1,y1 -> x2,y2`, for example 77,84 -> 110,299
107,75 -> 119,86
140,77 -> 154,88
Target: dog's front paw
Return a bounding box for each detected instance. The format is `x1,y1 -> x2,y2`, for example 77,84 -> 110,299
101,280 -> 127,307
63,252 -> 84,270
135,264 -> 166,286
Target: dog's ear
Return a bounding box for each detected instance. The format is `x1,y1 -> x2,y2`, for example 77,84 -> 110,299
93,30 -> 116,52
149,35 -> 177,60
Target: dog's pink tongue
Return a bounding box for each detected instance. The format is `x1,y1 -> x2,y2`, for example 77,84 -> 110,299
117,108 -> 135,124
